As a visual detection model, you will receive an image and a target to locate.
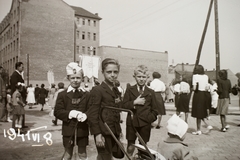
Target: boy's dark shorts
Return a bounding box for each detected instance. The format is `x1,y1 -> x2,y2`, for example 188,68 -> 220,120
126,124 -> 151,143
63,136 -> 88,147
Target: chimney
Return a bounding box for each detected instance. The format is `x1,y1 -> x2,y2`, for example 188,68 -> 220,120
118,45 -> 121,48
95,13 -> 98,16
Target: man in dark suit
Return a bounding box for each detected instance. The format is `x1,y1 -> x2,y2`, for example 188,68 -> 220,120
54,62 -> 89,160
123,65 -> 158,158
34,84 -> 40,104
10,62 -> 27,128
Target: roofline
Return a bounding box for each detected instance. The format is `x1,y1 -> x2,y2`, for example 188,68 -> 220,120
99,45 -> 168,54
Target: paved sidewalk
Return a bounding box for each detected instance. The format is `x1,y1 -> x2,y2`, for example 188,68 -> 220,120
0,96 -> 240,160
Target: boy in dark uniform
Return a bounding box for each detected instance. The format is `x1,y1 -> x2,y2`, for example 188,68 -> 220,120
123,65 -> 158,158
54,62 -> 89,160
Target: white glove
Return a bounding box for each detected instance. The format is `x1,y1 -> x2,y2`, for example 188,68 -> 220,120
68,110 -> 83,119
77,113 -> 87,122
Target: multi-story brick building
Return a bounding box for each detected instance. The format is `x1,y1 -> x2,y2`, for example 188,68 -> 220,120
71,6 -> 101,60
0,0 -> 101,85
1,0 -> 169,87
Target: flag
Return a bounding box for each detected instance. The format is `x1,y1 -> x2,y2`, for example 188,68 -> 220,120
81,55 -> 100,78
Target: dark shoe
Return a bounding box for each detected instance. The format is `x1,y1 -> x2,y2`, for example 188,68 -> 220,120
22,126 -> 28,128
29,107 -> 32,109
52,120 -> 57,125
156,125 -> 161,129
40,108 -> 43,111
238,124 -> 240,127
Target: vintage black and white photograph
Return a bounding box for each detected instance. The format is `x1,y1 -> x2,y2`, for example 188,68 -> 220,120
0,0 -> 240,159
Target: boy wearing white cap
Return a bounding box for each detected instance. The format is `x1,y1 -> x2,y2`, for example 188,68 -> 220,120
54,62 -> 90,160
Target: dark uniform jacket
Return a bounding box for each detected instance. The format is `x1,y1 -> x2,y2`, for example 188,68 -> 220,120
54,88 -> 90,137
86,82 -> 122,136
123,84 -> 158,127
10,71 -> 26,102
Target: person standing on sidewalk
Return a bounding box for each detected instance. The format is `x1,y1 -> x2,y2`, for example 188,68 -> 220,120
87,58 -> 123,160
51,82 -> 65,125
149,71 -> 166,129
123,65 -> 158,158
26,84 -> 36,109
191,65 -> 209,135
10,62 -> 27,128
216,70 -> 231,132
177,77 -> 191,123
54,62 -> 89,160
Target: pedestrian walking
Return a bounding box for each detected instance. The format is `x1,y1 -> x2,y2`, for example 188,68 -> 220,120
38,84 -> 48,111
168,83 -> 175,103
209,79 -> 218,114
9,62 -> 27,128
51,82 -> 65,126
87,58 -> 123,160
34,84 -> 40,105
48,83 -> 56,108
149,71 -> 166,129
26,84 -> 36,109
54,62 -> 89,160
216,70 -> 232,132
123,65 -> 158,158
177,78 -> 191,123
173,78 -> 181,110
191,65 -> 209,135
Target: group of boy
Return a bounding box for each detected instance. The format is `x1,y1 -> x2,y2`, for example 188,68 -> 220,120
54,61 -> 162,160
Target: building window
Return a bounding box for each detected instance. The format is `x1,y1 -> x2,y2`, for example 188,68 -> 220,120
10,27 -> 12,38
76,45 -> 79,54
77,17 -> 80,24
94,21 -> 96,27
82,18 -> 85,25
13,24 -> 15,36
16,21 -> 19,34
88,32 -> 90,40
88,19 -> 91,26
82,31 -> 85,40
77,31 -> 79,39
93,47 -> 96,55
93,33 -> 96,41
13,40 -> 15,51
82,46 -> 85,54
16,38 -> 18,50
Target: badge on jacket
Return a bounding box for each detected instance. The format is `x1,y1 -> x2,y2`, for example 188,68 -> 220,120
72,98 -> 81,104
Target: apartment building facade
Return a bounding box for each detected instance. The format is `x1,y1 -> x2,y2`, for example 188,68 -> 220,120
0,0 -> 101,84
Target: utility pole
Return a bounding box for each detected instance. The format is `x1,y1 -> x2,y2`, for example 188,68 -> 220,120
214,0 -> 220,79
26,54 -> 29,86
195,0 -> 213,68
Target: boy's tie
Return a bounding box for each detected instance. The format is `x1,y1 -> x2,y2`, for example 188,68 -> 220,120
139,86 -> 143,95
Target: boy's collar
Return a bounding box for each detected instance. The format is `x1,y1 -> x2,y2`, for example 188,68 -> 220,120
67,85 -> 85,93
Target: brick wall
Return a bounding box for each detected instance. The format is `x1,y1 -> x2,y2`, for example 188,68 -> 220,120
20,0 -> 75,81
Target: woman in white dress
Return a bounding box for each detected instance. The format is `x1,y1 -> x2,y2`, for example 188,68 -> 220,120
26,84 -> 36,109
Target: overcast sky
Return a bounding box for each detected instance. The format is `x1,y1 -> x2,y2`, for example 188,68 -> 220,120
1,0 -> 239,73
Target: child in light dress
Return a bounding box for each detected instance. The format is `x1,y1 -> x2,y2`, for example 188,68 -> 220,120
6,87 -> 13,122
12,83 -> 25,132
